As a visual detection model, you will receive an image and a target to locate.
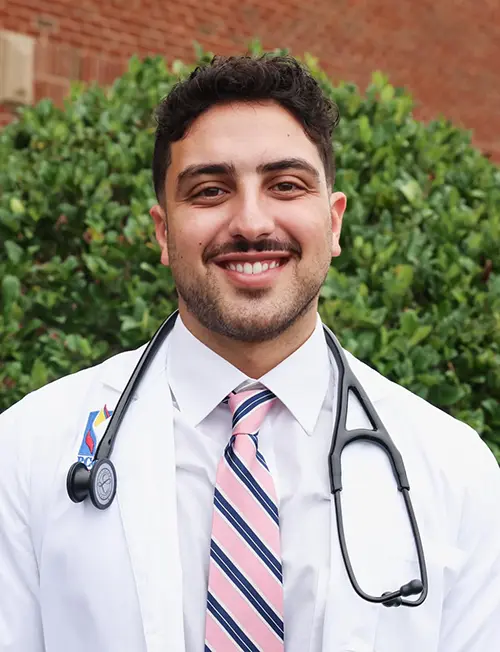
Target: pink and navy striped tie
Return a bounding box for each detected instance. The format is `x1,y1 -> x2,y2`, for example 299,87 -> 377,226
204,388 -> 285,651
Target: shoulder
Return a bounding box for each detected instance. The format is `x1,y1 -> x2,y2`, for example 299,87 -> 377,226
345,349 -> 499,485
0,344 -> 147,454
0,344 -> 149,538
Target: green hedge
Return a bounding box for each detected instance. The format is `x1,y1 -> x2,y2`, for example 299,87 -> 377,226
1,45 -> 499,460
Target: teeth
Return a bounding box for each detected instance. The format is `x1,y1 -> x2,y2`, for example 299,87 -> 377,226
225,260 -> 282,275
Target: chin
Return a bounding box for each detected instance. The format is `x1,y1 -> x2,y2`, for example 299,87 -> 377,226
210,302 -> 304,343
179,278 -> 318,343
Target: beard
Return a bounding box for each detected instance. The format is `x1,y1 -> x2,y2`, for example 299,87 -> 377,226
170,257 -> 328,343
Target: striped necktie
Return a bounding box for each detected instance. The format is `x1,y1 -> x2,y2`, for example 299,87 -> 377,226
204,388 -> 285,651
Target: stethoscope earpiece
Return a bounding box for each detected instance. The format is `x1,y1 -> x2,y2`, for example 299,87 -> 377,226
381,578 -> 424,608
67,459 -> 117,510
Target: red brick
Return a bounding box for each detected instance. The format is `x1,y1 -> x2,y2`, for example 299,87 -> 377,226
0,114 -> 13,127
34,78 -> 70,107
0,103 -> 15,127
96,56 -> 127,86
1,0 -> 499,160
79,52 -> 100,83
35,39 -> 81,79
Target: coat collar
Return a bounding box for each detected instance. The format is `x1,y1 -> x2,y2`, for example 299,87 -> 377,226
100,343 -> 149,399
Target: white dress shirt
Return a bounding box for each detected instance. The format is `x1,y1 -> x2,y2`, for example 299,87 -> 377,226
166,314 -> 337,652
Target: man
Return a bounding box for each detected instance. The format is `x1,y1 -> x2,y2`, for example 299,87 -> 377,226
0,55 -> 499,652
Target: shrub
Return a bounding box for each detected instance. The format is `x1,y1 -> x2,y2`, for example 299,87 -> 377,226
1,45 -> 499,460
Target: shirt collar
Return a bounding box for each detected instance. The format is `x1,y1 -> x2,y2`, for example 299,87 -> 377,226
166,314 -> 331,436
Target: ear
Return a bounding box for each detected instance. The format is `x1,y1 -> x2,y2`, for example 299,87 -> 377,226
150,204 -> 170,266
329,191 -> 347,258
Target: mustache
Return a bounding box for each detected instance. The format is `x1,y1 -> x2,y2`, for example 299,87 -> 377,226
204,238 -> 301,263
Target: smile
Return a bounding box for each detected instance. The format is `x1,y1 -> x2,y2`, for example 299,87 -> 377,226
214,255 -> 290,289
224,260 -> 284,275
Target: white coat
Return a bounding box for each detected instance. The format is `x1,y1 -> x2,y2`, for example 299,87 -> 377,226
1,331 -> 499,652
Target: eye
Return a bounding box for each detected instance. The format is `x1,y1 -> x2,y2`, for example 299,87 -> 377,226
193,187 -> 226,199
273,181 -> 303,192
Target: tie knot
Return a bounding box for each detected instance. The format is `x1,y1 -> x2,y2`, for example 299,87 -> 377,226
227,388 -> 276,436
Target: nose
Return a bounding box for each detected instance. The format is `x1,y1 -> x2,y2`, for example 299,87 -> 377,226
227,193 -> 275,242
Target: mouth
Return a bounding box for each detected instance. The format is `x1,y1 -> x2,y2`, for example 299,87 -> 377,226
221,259 -> 286,275
212,255 -> 291,288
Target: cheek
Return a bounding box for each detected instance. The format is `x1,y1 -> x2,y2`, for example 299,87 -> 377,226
170,224 -> 224,276
168,217 -> 208,255
289,213 -> 331,254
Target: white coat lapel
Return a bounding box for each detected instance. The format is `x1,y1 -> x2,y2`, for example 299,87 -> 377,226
101,339 -> 185,652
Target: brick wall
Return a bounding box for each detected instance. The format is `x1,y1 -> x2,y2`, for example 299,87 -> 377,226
1,0 -> 499,159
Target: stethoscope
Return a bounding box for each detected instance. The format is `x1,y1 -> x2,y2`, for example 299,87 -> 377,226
67,310 -> 428,608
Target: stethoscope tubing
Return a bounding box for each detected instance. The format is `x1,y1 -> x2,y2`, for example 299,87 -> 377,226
67,310 -> 428,607
323,324 -> 428,606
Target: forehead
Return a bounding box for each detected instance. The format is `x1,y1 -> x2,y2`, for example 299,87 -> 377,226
168,100 -> 323,175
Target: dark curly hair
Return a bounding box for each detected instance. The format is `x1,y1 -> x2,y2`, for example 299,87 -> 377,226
152,54 -> 340,203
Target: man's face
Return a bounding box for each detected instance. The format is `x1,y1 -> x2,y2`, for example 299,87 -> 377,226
151,100 -> 346,342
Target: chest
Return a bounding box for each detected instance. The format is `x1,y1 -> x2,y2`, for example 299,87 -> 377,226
34,382 -> 463,652
172,403 -> 459,652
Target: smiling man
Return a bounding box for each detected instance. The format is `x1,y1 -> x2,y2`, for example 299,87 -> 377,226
1,55 -> 499,652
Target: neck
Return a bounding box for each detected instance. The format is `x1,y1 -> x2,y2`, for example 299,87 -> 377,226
178,305 -> 318,379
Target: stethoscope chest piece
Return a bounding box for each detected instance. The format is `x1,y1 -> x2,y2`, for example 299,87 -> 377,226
89,459 -> 117,509
67,458 -> 117,510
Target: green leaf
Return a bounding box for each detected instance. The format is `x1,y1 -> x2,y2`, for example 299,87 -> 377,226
371,70 -> 388,88
380,84 -> 395,103
31,358 -> 49,389
409,325 -> 433,347
9,197 -> 25,215
4,240 -> 23,264
433,384 -> 466,407
2,274 -> 21,306
358,116 -> 372,145
398,178 -> 422,204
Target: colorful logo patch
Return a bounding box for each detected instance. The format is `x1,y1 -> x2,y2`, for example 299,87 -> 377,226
78,405 -> 113,469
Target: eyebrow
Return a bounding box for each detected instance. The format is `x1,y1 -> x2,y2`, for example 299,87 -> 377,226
176,162 -> 237,194
175,157 -> 321,195
257,158 -> 321,182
